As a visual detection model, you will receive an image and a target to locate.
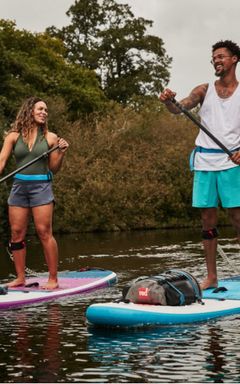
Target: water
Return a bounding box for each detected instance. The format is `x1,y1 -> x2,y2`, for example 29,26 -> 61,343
0,228 -> 240,383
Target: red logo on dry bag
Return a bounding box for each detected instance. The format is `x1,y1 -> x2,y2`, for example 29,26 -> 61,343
138,287 -> 149,299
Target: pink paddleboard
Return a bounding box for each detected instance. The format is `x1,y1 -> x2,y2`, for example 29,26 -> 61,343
0,269 -> 117,309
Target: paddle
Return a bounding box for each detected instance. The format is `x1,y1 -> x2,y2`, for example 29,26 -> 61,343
0,144 -> 59,183
171,98 -> 233,157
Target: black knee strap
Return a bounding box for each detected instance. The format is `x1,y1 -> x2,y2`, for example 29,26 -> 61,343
202,228 -> 218,240
9,240 -> 26,251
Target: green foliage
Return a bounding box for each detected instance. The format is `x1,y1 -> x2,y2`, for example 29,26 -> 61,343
0,19 -> 106,122
52,101 -> 228,232
0,15 -> 229,234
0,97 -> 229,234
47,0 -> 172,104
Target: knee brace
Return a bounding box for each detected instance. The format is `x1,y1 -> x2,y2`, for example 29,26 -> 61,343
202,228 -> 219,240
8,240 -> 26,252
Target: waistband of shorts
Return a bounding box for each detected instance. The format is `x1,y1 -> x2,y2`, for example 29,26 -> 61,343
13,171 -> 53,181
195,146 -> 240,154
189,146 -> 240,171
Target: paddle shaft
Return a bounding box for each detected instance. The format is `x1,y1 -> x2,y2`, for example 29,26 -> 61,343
171,98 -> 233,157
0,144 -> 59,183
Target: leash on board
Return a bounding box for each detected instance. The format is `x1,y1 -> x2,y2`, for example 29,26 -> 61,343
217,243 -> 240,274
6,246 -> 42,277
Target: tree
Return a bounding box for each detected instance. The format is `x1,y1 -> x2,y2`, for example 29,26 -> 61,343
46,0 -> 172,104
0,19 -> 106,122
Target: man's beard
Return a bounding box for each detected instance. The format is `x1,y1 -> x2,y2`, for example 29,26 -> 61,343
215,69 -> 225,77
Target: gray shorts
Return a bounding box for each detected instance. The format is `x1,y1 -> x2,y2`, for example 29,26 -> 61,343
8,181 -> 54,208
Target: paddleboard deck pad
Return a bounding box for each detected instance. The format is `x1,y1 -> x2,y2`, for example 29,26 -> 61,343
202,278 -> 240,300
0,269 -> 117,309
86,277 -> 240,328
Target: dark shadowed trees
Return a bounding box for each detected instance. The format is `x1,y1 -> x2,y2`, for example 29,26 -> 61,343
47,0 -> 172,104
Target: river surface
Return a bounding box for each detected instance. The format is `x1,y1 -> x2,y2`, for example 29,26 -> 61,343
0,228 -> 240,383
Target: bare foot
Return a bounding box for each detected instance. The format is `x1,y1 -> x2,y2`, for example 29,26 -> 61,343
7,278 -> 25,288
200,278 -> 218,290
41,280 -> 59,290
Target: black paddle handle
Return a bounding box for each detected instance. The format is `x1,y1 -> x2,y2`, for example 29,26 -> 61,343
0,145 -> 60,183
171,98 -> 233,157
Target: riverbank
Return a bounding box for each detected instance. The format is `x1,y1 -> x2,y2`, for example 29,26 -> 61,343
0,104 -> 230,234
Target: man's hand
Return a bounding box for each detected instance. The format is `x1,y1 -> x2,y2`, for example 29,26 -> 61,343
230,151 -> 240,165
159,88 -> 177,104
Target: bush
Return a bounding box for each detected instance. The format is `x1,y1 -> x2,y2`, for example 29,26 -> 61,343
52,102 -> 213,232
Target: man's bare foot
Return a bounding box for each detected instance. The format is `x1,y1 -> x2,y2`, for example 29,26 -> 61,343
41,280 -> 59,290
7,278 -> 25,288
200,278 -> 218,290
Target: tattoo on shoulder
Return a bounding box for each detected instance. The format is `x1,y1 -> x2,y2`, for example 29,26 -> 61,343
181,84 -> 208,110
181,94 -> 199,110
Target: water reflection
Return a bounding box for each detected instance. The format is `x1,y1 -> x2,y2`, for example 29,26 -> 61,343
204,326 -> 226,383
0,228 -> 240,382
0,304 -> 62,383
86,319 -> 240,383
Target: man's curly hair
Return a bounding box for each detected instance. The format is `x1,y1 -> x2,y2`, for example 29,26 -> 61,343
212,40 -> 240,61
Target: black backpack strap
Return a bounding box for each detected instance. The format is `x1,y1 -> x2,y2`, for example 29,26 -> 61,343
152,274 -> 186,305
167,269 -> 202,302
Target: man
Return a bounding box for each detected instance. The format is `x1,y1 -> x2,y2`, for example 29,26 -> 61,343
159,40 -> 240,289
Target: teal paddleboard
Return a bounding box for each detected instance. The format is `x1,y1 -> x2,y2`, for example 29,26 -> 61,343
86,277 -> 240,328
202,278 -> 240,300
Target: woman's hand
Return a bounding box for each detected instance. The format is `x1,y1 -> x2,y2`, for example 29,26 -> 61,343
58,137 -> 69,154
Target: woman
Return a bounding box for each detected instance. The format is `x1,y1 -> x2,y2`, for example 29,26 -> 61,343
0,96 -> 69,289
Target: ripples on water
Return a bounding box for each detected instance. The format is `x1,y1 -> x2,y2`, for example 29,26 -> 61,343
0,228 -> 240,382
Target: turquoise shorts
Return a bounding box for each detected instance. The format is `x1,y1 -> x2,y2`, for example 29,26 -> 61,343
192,167 -> 240,208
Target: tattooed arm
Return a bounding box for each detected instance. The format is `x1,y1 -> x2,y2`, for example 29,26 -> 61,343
159,84 -> 209,114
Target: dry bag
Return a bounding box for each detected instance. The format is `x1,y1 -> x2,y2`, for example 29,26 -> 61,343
122,269 -> 202,306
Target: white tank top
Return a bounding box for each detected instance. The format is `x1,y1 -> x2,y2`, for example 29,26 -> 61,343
193,82 -> 240,171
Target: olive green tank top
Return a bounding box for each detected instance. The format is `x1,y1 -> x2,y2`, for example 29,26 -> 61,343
13,129 -> 50,175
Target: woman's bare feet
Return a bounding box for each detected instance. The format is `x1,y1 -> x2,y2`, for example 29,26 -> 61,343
200,278 -> 218,290
41,279 -> 59,290
7,278 -> 25,288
